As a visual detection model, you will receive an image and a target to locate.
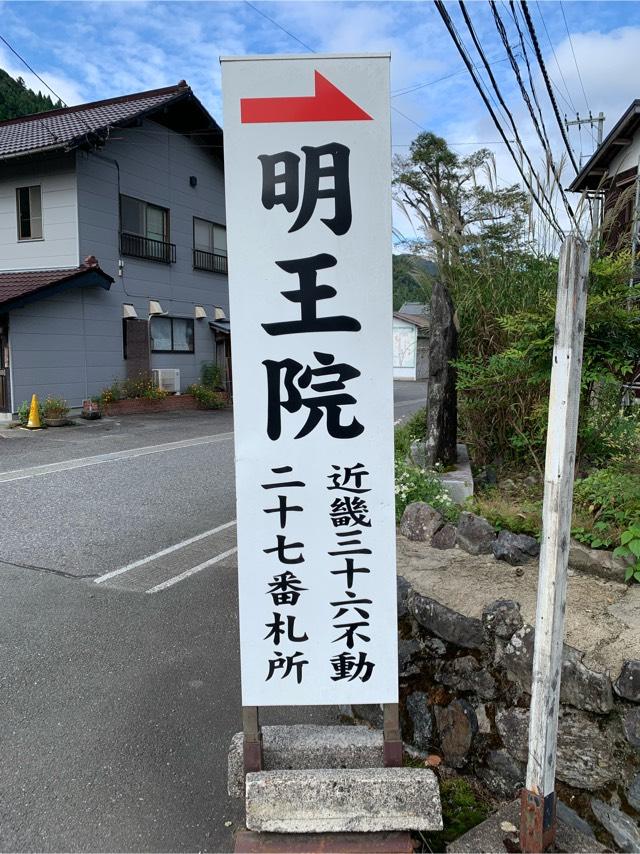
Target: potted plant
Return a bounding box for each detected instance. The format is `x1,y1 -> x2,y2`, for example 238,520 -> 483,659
43,395 -> 70,426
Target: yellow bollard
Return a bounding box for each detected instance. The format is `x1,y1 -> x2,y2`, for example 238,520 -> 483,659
26,394 -> 41,429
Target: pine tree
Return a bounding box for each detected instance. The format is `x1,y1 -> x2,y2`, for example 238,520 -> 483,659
0,68 -> 63,121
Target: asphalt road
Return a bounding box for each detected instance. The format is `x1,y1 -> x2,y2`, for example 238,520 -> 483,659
0,382 -> 426,852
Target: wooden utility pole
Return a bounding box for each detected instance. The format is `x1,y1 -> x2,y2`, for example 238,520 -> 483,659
520,234 -> 590,853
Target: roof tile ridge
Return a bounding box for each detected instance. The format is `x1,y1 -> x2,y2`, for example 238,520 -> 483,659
0,81 -> 191,129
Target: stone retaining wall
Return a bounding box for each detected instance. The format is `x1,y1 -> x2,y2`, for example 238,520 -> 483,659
348,573 -> 640,847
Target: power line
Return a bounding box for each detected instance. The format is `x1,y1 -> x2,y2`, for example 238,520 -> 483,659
391,51 -> 513,98
456,1 -> 567,233
243,1 -> 315,53
433,0 -> 563,239
504,0 -> 595,148
521,1 -> 580,174
534,1 -> 576,113
489,2 -> 579,229
242,0 -> 432,137
559,0 -> 590,113
0,33 -> 67,106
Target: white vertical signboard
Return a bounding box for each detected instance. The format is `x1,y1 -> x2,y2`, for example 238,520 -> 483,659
221,54 -> 397,706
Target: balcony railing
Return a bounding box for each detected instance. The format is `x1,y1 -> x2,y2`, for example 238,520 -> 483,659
120,232 -> 176,264
193,248 -> 228,275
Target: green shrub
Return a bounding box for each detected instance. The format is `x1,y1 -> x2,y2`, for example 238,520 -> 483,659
455,252 -> 640,468
614,522 -> 640,583
395,408 -> 427,461
200,361 -> 222,389
573,467 -> 640,547
17,398 -> 44,426
187,383 -> 225,409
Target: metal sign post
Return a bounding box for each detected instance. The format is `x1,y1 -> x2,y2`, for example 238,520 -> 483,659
520,234 -> 590,852
221,54 -> 399,771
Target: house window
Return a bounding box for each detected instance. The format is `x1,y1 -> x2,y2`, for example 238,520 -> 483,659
16,186 -> 43,240
150,316 -> 194,353
193,217 -> 227,273
120,195 -> 175,263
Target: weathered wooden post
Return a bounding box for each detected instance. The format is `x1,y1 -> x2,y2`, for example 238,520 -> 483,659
520,234 -> 590,852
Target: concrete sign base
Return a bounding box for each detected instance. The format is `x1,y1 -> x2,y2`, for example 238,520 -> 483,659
245,767 -> 442,833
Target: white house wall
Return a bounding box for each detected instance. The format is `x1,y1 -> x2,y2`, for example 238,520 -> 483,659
5,118 -> 229,410
74,119 -> 228,393
393,318 -> 417,380
0,154 -> 79,271
608,134 -> 640,177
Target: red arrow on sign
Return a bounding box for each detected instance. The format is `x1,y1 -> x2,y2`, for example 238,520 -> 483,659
240,71 -> 373,124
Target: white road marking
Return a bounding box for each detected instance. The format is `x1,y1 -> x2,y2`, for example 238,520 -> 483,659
94,520 -> 237,584
0,432 -> 233,483
145,547 -> 238,594
394,398 -> 426,408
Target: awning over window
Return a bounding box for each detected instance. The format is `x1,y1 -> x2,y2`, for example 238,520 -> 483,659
0,257 -> 114,312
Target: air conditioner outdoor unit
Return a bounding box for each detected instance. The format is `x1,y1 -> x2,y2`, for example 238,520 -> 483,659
152,368 -> 180,394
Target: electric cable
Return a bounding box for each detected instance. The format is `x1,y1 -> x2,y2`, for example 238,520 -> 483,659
489,1 -> 580,228
433,0 -> 564,238
559,0 -> 590,112
455,1 -> 567,233
521,0 -> 580,173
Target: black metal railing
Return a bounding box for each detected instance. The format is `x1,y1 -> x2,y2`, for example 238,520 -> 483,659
193,248 -> 228,274
120,232 -> 176,264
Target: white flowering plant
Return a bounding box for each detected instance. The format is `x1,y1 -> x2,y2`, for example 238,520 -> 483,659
394,457 -> 458,523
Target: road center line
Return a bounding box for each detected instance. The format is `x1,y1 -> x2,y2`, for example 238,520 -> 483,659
0,432 -> 234,483
145,547 -> 238,594
95,519 -> 237,584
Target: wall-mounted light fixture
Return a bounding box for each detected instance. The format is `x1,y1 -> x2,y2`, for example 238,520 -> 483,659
149,300 -> 167,316
194,305 -> 207,319
189,175 -> 198,187
214,307 -> 227,320
122,303 -> 138,319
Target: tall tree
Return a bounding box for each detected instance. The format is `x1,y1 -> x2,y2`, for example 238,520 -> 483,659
393,131 -> 529,281
0,69 -> 62,121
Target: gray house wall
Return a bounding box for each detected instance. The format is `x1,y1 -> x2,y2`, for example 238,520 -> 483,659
7,119 -> 228,410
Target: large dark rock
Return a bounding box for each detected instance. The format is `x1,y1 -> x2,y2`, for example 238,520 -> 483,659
438,655 -> 497,699
623,707 -> 640,748
482,599 -> 523,640
397,575 -> 411,621
627,774 -> 640,812
498,625 -> 614,713
431,523 -> 457,550
406,691 -> 434,752
496,707 -> 626,789
399,502 -> 443,542
425,280 -> 458,467
477,749 -> 524,797
398,638 -> 421,677
434,699 -> 477,768
407,589 -> 484,650
591,798 -> 640,852
456,512 -> 496,556
492,530 -> 540,566
556,801 -> 595,839
615,660 -> 640,703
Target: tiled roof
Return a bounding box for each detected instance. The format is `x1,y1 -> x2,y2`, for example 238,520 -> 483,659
0,82 -> 193,160
0,260 -> 114,308
394,312 -> 430,329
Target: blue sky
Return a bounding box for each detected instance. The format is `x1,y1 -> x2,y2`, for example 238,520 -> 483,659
2,1 -> 640,240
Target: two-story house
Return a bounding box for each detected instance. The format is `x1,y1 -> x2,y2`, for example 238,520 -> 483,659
0,81 -> 230,419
